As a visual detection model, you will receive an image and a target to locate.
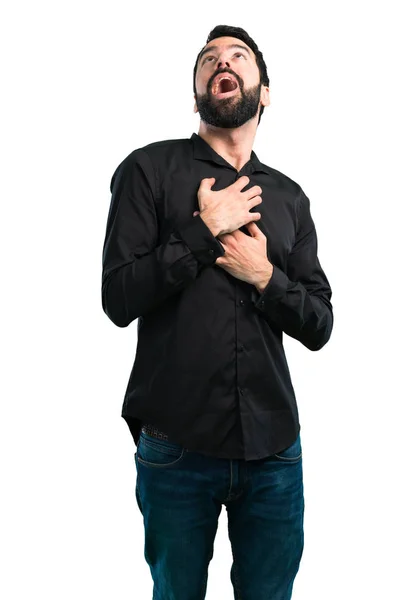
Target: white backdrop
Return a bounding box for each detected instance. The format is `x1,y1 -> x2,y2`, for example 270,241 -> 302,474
1,1 -> 399,598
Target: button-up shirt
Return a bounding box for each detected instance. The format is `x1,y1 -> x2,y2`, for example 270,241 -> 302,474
101,132 -> 334,460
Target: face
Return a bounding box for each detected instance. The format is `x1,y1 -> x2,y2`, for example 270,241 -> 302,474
194,36 -> 269,128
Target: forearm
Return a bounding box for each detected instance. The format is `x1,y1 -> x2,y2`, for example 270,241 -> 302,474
253,264 -> 333,351
102,215 -> 225,327
252,188 -> 334,351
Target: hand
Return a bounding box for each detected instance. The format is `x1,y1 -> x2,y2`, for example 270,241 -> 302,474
211,224 -> 274,292
197,176 -> 262,235
193,209 -> 273,289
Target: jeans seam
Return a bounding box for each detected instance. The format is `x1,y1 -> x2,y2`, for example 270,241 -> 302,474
273,452 -> 302,461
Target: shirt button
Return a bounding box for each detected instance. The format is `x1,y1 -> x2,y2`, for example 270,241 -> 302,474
208,249 -> 215,255
260,300 -> 265,307
238,344 -> 244,352
239,300 -> 245,306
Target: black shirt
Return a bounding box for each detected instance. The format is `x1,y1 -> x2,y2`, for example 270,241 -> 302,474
101,132 -> 334,461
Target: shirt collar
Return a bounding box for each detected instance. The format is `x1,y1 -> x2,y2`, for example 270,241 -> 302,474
190,132 -> 272,176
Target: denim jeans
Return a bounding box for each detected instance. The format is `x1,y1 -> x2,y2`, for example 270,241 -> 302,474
134,429 -> 304,600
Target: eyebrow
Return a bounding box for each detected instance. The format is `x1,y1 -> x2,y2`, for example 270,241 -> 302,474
199,43 -> 252,63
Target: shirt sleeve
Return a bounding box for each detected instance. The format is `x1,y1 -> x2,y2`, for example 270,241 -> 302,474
101,149 -> 225,327
252,188 -> 333,351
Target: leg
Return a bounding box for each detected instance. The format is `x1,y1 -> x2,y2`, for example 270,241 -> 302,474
134,431 -> 221,600
227,434 -> 305,600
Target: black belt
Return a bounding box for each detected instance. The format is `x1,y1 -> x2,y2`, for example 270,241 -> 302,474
141,423 -> 170,441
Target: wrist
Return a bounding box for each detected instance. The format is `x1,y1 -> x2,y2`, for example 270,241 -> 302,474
200,211 -> 221,237
255,264 -> 274,293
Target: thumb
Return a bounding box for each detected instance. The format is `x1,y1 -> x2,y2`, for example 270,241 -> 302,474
201,177 -> 216,188
246,221 -> 260,237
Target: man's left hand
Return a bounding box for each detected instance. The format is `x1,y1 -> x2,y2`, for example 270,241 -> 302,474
194,211 -> 273,290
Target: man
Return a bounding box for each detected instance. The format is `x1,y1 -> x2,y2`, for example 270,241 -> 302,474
102,24 -> 333,600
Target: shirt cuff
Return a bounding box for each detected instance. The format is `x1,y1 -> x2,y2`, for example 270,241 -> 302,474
176,214 -> 225,266
252,264 -> 289,311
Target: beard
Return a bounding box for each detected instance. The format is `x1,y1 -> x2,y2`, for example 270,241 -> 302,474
195,81 -> 262,128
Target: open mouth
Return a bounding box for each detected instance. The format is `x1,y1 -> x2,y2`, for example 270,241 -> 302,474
211,76 -> 239,99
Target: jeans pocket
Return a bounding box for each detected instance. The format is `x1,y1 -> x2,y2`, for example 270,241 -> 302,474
136,431 -> 187,468
273,433 -> 302,462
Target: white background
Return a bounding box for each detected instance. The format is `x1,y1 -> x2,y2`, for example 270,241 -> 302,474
1,1 -> 399,598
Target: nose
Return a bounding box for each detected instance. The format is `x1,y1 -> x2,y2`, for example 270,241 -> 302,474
217,59 -> 230,70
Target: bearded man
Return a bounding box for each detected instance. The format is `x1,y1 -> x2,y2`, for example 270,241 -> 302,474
102,24 -> 334,600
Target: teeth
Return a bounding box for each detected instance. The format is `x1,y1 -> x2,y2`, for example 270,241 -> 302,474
218,76 -> 234,86
213,75 -> 236,95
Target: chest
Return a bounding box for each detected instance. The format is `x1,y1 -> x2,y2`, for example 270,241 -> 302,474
155,168 -> 297,269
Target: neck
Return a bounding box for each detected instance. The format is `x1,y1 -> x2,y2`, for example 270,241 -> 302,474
197,118 -> 258,172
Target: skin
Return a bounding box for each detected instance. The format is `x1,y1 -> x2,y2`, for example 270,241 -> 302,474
193,36 -> 273,293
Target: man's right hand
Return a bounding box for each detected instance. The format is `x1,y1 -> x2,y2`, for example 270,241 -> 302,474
196,176 -> 263,237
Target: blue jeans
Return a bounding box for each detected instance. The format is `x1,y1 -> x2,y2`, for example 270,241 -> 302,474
134,430 -> 304,600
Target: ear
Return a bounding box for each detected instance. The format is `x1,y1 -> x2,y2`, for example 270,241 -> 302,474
193,95 -> 198,114
260,86 -> 270,108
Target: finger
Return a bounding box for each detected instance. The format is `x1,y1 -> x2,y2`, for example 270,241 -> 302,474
246,186 -> 262,201
245,222 -> 258,234
199,177 -> 216,190
246,221 -> 264,237
232,175 -> 250,191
